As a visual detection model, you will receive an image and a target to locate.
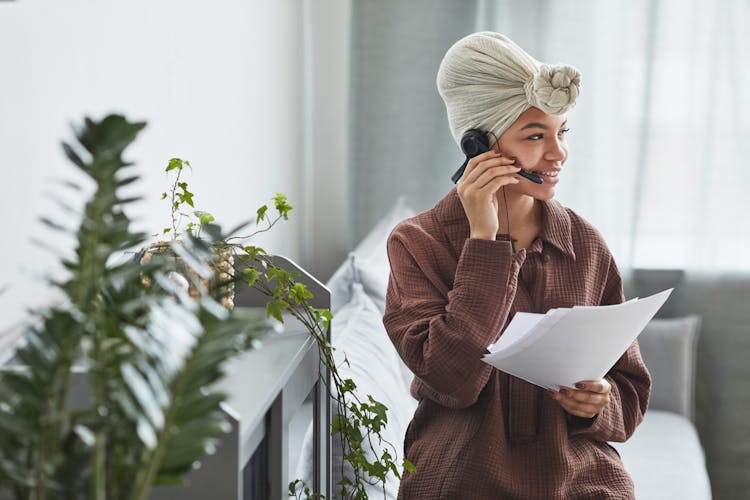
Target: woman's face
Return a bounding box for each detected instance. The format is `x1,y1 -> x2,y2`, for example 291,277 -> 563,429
493,107 -> 569,201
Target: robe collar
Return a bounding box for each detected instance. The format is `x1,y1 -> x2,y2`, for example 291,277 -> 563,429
432,187 -> 576,260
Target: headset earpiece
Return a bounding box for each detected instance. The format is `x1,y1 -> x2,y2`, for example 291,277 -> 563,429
460,129 -> 491,158
452,129 -> 492,184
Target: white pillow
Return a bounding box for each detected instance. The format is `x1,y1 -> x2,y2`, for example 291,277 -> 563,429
326,198 -> 415,313
325,254 -> 356,314
295,283 -> 417,498
332,284 -> 417,496
352,255 -> 391,316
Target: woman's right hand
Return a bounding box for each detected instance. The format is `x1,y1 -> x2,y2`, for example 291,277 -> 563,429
456,150 -> 521,240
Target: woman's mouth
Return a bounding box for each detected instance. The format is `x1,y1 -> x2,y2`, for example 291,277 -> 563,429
536,170 -> 559,178
524,169 -> 560,184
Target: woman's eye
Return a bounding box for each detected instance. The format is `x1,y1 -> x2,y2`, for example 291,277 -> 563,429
527,128 -> 569,141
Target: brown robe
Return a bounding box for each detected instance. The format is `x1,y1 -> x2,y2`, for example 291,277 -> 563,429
383,188 -> 651,499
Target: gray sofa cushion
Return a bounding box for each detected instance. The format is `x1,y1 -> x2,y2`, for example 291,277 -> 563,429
637,315 -> 701,420
611,409 -> 711,500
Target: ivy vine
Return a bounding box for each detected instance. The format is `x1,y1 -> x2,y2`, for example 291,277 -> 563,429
158,160 -> 415,499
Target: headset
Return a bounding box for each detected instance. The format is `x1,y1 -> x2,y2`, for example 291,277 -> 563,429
451,129 -> 543,185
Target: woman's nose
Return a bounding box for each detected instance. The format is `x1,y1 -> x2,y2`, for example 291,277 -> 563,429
544,137 -> 566,162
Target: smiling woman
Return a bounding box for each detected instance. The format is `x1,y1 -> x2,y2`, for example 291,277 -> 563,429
349,2 -> 750,498
382,32 -> 651,499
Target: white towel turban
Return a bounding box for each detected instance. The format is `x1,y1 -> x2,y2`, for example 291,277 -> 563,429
437,31 -> 582,146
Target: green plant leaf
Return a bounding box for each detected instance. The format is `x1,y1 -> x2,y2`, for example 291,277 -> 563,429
266,299 -> 288,323
137,417 -> 158,450
61,142 -> 86,169
403,458 -> 416,474
241,246 -> 267,260
256,204 -> 268,224
267,267 -> 292,287
117,175 -> 140,188
242,267 -> 260,286
273,193 -> 293,220
341,378 -> 357,393
289,282 -> 314,304
166,158 -> 183,172
195,211 -> 215,226
312,308 -> 333,330
121,363 -> 165,432
133,307 -> 269,493
177,189 -> 194,208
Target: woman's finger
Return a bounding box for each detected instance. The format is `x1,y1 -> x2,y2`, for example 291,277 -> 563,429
461,150 -> 502,181
471,165 -> 522,190
475,174 -> 520,197
575,379 -> 611,394
551,389 -> 600,406
559,387 -> 609,405
461,153 -> 516,185
549,389 -> 609,417
552,393 -> 603,417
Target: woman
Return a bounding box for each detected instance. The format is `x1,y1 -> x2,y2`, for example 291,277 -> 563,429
383,32 -> 650,499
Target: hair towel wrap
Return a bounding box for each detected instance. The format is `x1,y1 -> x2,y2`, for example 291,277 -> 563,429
437,31 -> 581,145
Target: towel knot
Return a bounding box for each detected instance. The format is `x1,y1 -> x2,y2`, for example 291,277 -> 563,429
525,63 -> 581,115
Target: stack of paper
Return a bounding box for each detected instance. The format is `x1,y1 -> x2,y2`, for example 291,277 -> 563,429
483,289 -> 673,390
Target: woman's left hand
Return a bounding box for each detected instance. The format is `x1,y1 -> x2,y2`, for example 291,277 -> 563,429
548,379 -> 611,418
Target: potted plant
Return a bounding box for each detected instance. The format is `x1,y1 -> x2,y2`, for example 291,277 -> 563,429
0,113 -> 411,500
138,156 -> 236,309
0,114 -> 269,500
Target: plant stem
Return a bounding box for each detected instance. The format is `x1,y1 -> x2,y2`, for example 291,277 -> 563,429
33,438 -> 46,500
225,213 -> 283,242
169,166 -> 183,237
74,165 -> 115,500
92,327 -> 107,500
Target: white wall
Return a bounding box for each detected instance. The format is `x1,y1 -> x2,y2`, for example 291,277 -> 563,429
303,0 -> 352,280
0,0 -> 305,330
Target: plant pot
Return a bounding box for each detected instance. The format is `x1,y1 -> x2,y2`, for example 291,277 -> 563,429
138,241 -> 235,309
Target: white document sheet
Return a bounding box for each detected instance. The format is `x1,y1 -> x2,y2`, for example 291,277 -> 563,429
482,289 -> 673,390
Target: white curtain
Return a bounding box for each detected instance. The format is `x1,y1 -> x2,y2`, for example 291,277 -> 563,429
481,0 -> 750,271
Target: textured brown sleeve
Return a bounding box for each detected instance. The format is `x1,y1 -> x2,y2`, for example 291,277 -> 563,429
569,258 -> 652,442
383,225 -> 525,408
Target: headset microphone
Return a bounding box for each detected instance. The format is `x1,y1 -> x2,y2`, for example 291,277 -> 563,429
451,129 -> 543,185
